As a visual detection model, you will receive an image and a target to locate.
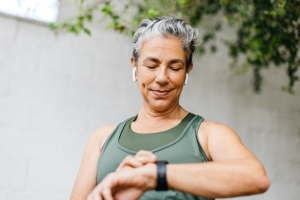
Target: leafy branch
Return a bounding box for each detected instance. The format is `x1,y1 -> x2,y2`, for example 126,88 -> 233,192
50,0 -> 300,93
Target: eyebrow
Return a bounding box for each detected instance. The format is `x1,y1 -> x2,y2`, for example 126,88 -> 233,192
143,57 -> 160,64
143,57 -> 184,66
169,59 -> 185,66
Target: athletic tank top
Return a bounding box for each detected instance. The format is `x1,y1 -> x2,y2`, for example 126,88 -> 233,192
97,114 -> 214,200
119,113 -> 195,151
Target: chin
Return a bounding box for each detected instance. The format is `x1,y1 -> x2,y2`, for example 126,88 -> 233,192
150,100 -> 173,111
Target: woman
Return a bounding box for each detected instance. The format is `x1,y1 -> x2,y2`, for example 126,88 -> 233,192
70,16 -> 269,200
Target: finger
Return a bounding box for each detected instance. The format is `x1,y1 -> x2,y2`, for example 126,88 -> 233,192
88,173 -> 116,200
135,150 -> 157,163
120,165 -> 132,171
87,191 -> 102,200
135,150 -> 155,157
101,188 -> 114,200
135,155 -> 157,164
87,193 -> 92,200
116,156 -> 143,172
135,150 -> 157,159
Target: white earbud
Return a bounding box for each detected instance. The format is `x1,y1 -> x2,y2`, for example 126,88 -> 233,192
132,67 -> 137,82
184,73 -> 188,85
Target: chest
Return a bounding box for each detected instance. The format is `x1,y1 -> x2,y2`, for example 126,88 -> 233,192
131,119 -> 181,133
97,118 -> 208,184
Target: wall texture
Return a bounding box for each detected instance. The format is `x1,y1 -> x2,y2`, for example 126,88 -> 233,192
0,1 -> 299,200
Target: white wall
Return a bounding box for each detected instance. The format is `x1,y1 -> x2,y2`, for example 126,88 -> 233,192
0,1 -> 300,199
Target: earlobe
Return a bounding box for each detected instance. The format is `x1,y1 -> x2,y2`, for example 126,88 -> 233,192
132,67 -> 137,82
184,73 -> 188,85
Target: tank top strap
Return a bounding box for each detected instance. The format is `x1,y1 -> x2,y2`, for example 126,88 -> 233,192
152,114 -> 204,153
188,114 -> 208,162
101,116 -> 134,153
152,114 -> 209,163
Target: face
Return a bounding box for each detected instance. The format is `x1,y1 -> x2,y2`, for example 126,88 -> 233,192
131,35 -> 193,112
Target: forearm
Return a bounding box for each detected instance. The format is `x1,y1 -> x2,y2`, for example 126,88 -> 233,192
87,156 -> 269,199
165,159 -> 269,198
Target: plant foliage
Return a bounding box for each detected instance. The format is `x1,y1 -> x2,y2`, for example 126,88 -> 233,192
50,0 -> 300,93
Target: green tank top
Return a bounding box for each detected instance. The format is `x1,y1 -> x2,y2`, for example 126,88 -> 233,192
97,114 -> 214,200
119,113 -> 195,151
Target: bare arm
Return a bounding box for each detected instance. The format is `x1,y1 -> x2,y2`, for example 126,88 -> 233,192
165,121 -> 269,198
70,125 -> 115,200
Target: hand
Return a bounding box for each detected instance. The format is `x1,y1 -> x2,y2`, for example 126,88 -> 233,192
87,151 -> 157,200
116,150 -> 157,172
87,163 -> 157,200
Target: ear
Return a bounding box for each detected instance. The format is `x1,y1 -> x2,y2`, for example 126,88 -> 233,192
130,57 -> 137,81
187,63 -> 193,74
130,56 -> 136,69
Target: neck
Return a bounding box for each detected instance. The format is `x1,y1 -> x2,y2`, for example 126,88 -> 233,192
137,100 -> 188,121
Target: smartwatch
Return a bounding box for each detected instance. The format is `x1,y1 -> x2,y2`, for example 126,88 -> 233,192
155,160 -> 169,191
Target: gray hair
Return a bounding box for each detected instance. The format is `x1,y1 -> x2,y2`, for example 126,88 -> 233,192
132,16 -> 199,69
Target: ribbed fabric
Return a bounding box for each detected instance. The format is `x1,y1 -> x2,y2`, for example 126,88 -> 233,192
119,113 -> 195,151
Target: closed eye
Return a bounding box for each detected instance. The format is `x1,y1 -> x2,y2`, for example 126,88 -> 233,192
170,67 -> 181,71
146,66 -> 157,69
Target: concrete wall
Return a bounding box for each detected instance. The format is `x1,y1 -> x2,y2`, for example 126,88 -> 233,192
0,1 -> 299,199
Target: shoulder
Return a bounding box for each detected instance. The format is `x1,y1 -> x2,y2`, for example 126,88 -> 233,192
89,125 -> 116,151
89,116 -> 134,150
93,125 -> 116,138
199,120 -> 238,138
198,119 -> 242,161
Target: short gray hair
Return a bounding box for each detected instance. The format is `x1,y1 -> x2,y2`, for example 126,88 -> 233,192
132,16 -> 199,69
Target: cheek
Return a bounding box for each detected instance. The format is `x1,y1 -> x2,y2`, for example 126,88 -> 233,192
170,73 -> 185,85
137,70 -> 155,85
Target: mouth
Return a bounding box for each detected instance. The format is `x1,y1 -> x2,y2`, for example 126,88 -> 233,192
151,89 -> 171,97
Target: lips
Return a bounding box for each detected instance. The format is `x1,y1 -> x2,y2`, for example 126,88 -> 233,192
151,90 -> 171,97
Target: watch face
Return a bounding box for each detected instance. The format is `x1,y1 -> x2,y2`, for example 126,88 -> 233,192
0,0 -> 60,23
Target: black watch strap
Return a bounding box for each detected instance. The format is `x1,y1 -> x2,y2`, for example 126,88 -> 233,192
155,160 -> 169,191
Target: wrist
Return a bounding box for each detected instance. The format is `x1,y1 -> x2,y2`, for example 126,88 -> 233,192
139,163 -> 157,191
155,160 -> 169,191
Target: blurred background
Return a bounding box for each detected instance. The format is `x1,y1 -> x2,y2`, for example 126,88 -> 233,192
0,0 -> 299,199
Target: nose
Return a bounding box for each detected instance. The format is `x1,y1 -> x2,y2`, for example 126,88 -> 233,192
155,67 -> 169,85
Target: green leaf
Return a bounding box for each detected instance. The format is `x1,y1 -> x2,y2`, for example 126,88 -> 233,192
84,28 -> 91,36
49,22 -> 57,30
276,8 -> 286,15
86,14 -> 92,22
177,0 -> 189,7
102,5 -> 113,14
147,7 -> 160,19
